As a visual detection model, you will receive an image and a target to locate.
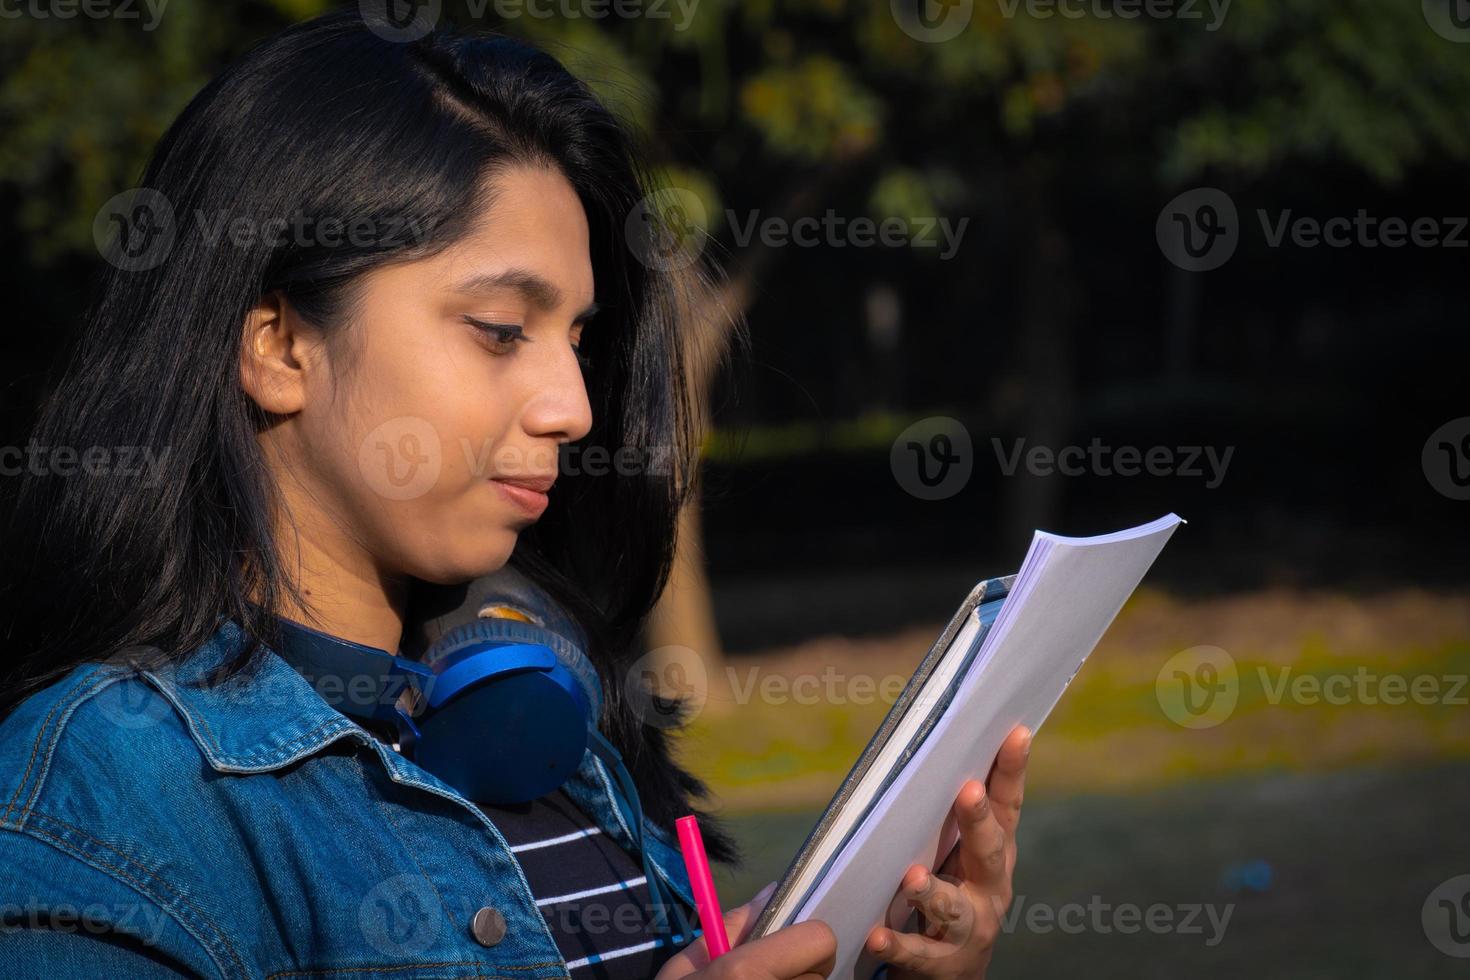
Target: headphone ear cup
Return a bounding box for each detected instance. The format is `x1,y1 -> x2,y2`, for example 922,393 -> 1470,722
409,622 -> 596,804
411,664 -> 590,804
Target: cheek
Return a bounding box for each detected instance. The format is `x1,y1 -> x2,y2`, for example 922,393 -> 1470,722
313,343 -> 527,579
314,329 -> 486,490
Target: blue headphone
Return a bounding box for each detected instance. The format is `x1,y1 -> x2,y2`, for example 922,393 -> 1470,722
268,567 -> 693,940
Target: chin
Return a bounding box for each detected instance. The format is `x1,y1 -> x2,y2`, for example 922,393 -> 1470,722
412,530 -> 519,586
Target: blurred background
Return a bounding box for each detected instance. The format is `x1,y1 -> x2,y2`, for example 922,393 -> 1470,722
2,1 -> 1468,976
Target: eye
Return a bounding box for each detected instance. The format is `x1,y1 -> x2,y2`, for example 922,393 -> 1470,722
463,316 -> 526,353
570,323 -> 594,371
571,340 -> 593,371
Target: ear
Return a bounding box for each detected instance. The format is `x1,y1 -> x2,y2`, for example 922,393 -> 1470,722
239,291 -> 318,415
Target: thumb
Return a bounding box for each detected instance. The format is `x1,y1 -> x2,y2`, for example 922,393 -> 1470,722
663,881 -> 780,975
724,880 -> 779,947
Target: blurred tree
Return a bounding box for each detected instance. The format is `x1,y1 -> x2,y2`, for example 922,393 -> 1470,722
2,0 -> 1467,663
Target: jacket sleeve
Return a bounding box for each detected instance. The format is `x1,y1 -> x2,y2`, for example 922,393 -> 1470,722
0,823 -> 221,978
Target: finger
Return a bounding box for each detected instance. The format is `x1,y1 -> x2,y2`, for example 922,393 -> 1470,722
658,882 -> 777,974
866,882 -> 975,976
723,919 -> 836,978
953,779 -> 1009,887
986,725 -> 1031,836
900,865 -> 973,942
728,880 -> 780,945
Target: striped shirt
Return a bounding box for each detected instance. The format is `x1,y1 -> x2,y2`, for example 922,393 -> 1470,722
478,789 -> 683,977
367,720 -> 686,976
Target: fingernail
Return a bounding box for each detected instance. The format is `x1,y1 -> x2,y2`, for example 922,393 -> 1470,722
874,933 -> 889,952
752,881 -> 777,906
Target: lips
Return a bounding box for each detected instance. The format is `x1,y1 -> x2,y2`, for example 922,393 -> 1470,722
492,474 -> 557,493
490,474 -> 555,517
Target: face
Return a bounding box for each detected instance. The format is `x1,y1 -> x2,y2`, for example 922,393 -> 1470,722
248,164 -> 596,588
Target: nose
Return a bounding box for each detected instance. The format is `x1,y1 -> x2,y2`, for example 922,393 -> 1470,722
519,343 -> 594,448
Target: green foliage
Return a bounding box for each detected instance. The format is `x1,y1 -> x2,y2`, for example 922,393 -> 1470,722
0,1 -> 307,262
1163,0 -> 1470,182
739,54 -> 883,160
2,0 -> 1467,267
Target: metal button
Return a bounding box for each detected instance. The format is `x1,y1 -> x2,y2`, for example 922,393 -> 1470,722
471,906 -> 507,948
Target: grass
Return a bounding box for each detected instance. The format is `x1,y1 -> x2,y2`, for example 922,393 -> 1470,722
684,588 -> 1470,975
715,761 -> 1470,978
681,587 -> 1470,810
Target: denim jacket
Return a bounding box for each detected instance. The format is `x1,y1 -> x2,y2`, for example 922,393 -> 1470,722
0,617 -> 696,978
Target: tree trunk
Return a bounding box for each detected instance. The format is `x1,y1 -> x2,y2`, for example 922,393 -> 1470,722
642,150 -> 875,705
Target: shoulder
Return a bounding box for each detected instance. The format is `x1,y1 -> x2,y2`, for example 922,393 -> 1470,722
0,660 -> 201,829
0,661 -> 233,976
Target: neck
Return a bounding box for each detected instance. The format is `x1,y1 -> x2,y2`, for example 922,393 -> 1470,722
269,493 -> 406,654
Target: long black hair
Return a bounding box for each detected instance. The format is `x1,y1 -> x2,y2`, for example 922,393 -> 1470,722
0,8 -> 734,860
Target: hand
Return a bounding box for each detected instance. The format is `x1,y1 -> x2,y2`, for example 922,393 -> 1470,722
656,881 -> 837,979
863,724 -> 1031,979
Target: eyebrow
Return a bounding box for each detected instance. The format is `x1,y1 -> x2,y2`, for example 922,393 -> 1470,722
450,268 -> 600,322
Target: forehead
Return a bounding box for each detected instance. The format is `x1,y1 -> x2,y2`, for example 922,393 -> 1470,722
439,164 -> 595,301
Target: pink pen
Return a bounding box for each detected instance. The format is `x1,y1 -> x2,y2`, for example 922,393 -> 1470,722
675,814 -> 731,958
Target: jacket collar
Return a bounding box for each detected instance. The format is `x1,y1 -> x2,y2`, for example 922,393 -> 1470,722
143,618 -> 696,907
143,618 -> 373,773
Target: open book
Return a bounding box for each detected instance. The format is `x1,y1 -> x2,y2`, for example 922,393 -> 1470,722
748,514 -> 1184,978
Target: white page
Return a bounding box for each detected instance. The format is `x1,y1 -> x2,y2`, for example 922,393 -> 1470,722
782,514 -> 1181,979
757,610 -> 989,926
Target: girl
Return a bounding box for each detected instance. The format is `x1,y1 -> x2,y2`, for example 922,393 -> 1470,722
0,8 -> 1028,978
